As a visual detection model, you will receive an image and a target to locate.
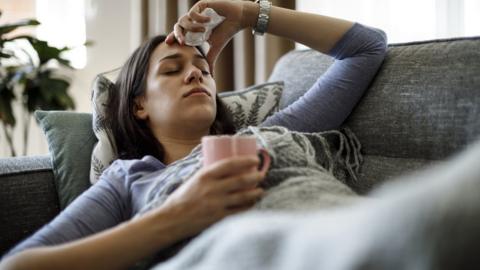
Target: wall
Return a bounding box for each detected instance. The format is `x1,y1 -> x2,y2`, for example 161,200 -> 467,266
0,0 -> 134,157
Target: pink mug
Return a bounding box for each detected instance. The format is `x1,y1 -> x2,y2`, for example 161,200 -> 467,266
201,135 -> 271,174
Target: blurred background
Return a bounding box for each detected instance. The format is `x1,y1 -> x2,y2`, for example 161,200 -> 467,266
1,0 -> 479,157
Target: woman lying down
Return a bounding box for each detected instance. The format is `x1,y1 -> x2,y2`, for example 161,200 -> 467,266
3,1 -> 479,270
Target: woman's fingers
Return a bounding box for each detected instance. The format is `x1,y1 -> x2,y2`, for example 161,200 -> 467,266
225,188 -> 264,208
179,15 -> 207,32
173,23 -> 184,45
216,171 -> 265,193
225,203 -> 256,216
173,15 -> 209,45
189,10 -> 211,23
165,32 -> 176,45
178,14 -> 207,32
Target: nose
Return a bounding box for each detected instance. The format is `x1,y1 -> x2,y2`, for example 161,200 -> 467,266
184,66 -> 203,84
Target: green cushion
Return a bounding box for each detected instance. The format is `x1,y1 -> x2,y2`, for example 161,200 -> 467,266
34,110 -> 97,209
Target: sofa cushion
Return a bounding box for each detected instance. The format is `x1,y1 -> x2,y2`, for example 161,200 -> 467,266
269,37 -> 480,185
35,111 -> 97,209
269,50 -> 334,110
354,155 -> 441,194
0,155 -> 59,256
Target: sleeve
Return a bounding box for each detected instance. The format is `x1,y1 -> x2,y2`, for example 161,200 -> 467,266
3,161 -> 132,258
261,23 -> 388,132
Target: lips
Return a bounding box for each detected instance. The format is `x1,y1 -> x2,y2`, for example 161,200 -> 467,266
183,87 -> 211,98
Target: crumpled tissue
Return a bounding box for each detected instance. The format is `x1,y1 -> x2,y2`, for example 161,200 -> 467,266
185,8 -> 225,47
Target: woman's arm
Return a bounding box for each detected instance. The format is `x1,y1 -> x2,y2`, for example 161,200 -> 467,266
251,4 -> 388,132
1,209 -> 181,270
251,4 -> 387,132
1,160 -> 177,270
256,6 -> 387,132
167,1 -> 354,69
167,1 -> 387,132
244,3 -> 354,54
261,23 -> 387,132
1,156 -> 266,270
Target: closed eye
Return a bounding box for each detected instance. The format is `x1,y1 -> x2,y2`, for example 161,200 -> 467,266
162,66 -> 210,76
164,70 -> 179,75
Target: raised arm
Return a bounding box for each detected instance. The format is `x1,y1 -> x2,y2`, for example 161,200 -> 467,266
261,23 -> 387,132
166,1 -> 387,132
166,1 -> 355,69
245,3 -> 354,54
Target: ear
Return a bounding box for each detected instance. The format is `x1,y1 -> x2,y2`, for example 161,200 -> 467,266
134,97 -> 148,120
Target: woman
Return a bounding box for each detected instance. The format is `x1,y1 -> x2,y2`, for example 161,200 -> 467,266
1,1 -> 387,269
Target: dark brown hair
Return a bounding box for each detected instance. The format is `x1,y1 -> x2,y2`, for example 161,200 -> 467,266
105,35 -> 236,161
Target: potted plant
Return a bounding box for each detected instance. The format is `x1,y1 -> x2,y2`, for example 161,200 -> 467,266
0,10 -> 75,156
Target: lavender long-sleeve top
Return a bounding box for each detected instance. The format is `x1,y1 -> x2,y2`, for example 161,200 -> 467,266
5,23 -> 387,258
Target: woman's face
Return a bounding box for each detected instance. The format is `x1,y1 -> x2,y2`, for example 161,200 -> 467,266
135,42 -> 217,138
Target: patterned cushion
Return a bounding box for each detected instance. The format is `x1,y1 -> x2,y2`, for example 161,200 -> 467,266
89,72 -> 283,184
219,82 -> 284,130
90,73 -> 118,185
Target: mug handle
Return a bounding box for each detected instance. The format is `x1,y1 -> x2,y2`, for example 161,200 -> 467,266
257,148 -> 271,174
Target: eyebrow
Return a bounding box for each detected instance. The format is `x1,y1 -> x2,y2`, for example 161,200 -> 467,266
159,53 -> 206,63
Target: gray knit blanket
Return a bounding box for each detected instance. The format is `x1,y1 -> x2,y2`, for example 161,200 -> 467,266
149,132 -> 480,270
138,125 -> 363,217
132,126 -> 364,268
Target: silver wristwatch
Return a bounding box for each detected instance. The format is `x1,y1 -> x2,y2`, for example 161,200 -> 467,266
252,0 -> 272,36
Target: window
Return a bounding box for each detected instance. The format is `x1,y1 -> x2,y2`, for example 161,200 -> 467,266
296,0 -> 480,48
0,0 -> 87,68
465,0 -> 480,37
36,0 -> 86,68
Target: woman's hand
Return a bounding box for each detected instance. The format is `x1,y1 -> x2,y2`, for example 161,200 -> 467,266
159,155 -> 266,238
165,0 -> 258,72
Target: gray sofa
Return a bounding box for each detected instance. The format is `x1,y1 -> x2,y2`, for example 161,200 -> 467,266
1,35 -> 479,257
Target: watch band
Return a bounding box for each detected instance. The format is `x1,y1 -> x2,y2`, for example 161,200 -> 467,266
252,0 -> 272,36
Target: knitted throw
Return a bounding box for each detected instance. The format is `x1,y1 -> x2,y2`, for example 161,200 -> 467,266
138,125 -> 363,216
134,126 -> 364,266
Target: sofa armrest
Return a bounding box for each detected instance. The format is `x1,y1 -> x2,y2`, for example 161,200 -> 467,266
0,155 -> 60,256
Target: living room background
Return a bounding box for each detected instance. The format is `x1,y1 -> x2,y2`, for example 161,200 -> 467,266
0,0 -> 479,157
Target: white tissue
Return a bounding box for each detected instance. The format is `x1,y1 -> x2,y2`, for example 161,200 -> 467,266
184,8 -> 225,47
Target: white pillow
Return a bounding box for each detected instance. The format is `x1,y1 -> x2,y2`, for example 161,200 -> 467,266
89,72 -> 284,184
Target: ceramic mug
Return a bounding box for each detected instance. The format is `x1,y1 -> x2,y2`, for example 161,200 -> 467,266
201,135 -> 270,174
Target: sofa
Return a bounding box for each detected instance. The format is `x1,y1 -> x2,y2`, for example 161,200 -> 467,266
1,35 -> 479,258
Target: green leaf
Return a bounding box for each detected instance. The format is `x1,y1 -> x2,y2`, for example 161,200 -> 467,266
0,19 -> 40,36
24,72 -> 75,112
0,81 -> 16,126
26,38 -> 71,66
2,34 -> 37,44
0,51 -> 12,58
0,35 -> 36,62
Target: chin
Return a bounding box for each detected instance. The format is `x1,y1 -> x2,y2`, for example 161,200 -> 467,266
184,107 -> 216,125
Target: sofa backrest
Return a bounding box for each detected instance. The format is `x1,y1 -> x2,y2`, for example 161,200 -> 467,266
269,37 -> 480,191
